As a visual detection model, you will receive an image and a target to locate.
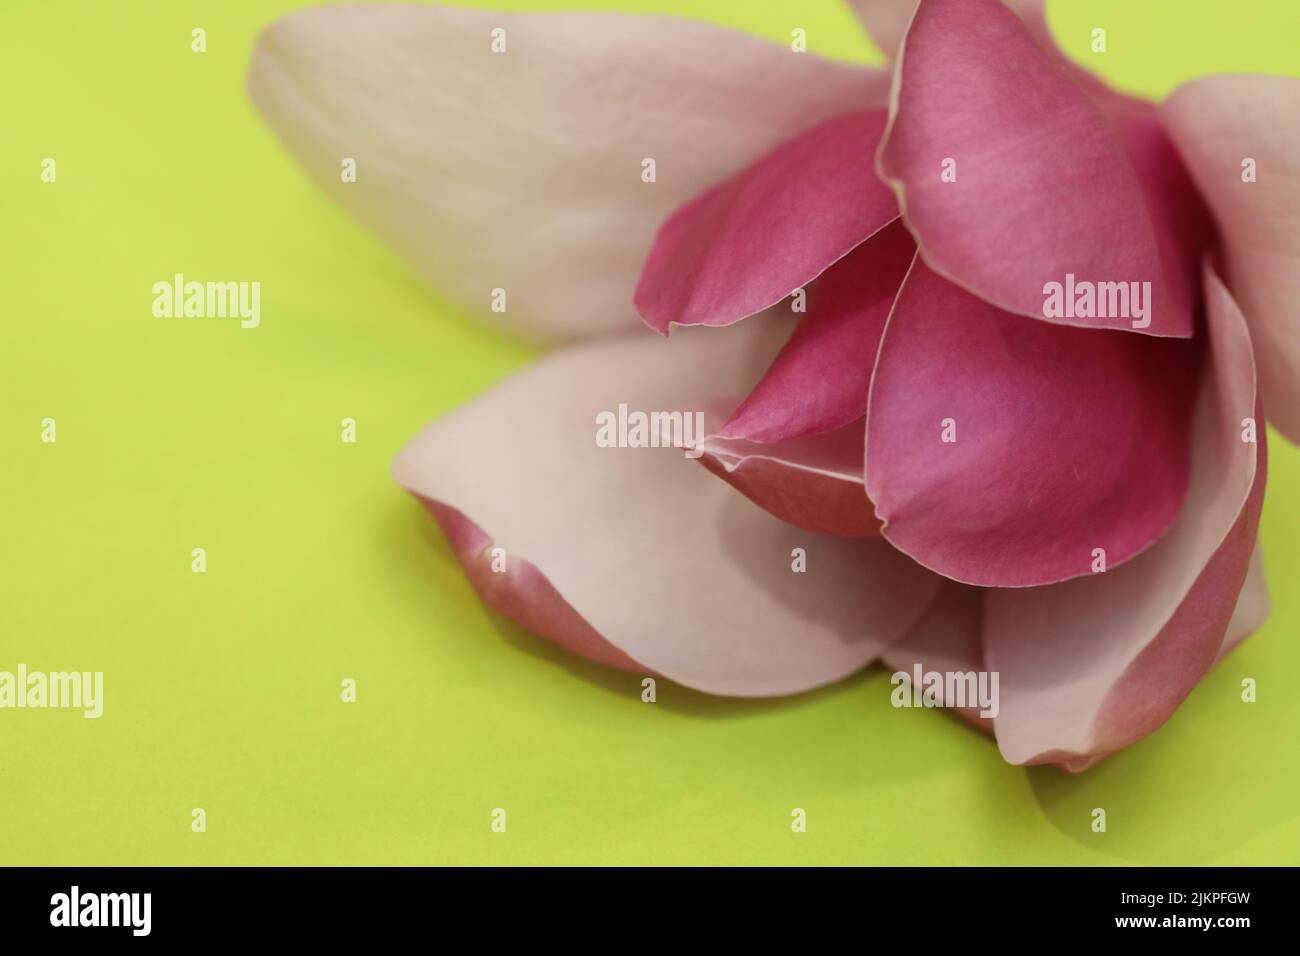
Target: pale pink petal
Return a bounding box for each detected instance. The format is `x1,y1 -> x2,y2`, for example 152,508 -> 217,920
1216,543 -> 1269,664
876,0 -> 1190,336
393,321 -> 940,696
635,110 -> 899,334
718,221 -> 915,443
985,263 -> 1266,765
249,6 -> 888,345
865,257 -> 1199,587
844,0 -> 917,61
420,498 -> 642,672
699,419 -> 882,537
1162,74 -> 1300,442
881,582 -> 992,730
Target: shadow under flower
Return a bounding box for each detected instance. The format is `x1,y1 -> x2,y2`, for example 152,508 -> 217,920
1025,652 -> 1297,864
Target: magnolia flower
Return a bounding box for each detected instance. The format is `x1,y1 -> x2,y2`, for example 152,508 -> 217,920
249,0 -> 1299,769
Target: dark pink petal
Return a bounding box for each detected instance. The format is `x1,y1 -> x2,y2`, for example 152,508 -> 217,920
881,582 -> 992,730
698,419 -> 882,537
393,320 -> 940,696
719,220 -> 915,443
985,263 -> 1266,765
1162,75 -> 1300,442
865,257 -> 1198,587
635,110 -> 900,334
876,0 -> 1190,336
249,5 -> 889,345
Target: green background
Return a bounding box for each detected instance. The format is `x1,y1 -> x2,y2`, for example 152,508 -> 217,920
2,0 -> 1297,865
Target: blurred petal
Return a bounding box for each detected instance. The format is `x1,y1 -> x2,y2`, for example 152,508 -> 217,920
699,419 -> 882,537
844,0 -> 916,60
865,258 -> 1198,587
1162,74 -> 1300,442
881,582 -> 992,730
394,322 -> 940,696
876,0 -> 1189,336
249,5 -> 888,345
985,263 -> 1266,765
719,221 -> 915,443
635,111 -> 898,334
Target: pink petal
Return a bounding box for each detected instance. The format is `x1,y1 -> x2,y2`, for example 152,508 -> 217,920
876,0 -> 1190,336
635,110 -> 899,334
846,0 -> 1048,60
248,6 -> 888,346
984,262 -> 1266,765
865,257 -> 1199,587
880,582 -> 992,730
393,321 -> 940,696
719,220 -> 915,443
699,418 -> 882,537
1162,74 -> 1300,442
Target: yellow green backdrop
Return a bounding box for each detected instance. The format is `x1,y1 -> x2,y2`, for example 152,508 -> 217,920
2,0 -> 1297,865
